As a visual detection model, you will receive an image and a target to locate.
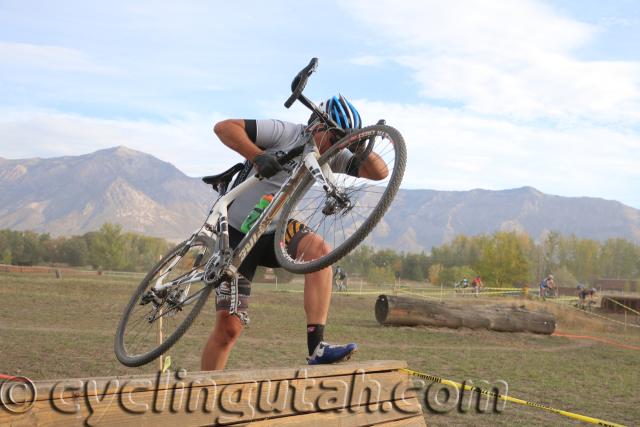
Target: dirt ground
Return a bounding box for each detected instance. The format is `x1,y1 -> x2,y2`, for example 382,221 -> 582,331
1,273 -> 639,426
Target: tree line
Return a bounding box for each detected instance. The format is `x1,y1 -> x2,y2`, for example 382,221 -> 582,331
1,225 -> 639,287
0,224 -> 170,272
339,231 -> 640,288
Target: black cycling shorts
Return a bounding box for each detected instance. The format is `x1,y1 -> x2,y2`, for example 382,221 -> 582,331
215,220 -> 310,312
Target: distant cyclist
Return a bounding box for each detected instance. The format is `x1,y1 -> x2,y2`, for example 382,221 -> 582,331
471,276 -> 483,297
455,278 -> 470,293
577,283 -> 587,308
546,274 -> 555,297
540,274 -> 555,299
334,265 -> 348,291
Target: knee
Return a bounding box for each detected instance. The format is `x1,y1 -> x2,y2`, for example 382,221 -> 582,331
297,234 -> 331,260
215,313 -> 243,345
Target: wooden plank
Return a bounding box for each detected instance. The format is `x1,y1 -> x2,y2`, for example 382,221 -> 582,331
376,414 -> 427,426
1,363 -> 422,426
3,371 -> 414,426
241,398 -> 424,426
19,360 -> 408,402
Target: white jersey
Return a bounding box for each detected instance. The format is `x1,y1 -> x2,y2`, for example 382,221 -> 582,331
227,119 -> 352,232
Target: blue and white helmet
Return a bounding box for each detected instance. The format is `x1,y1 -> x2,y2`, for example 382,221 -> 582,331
320,94 -> 362,130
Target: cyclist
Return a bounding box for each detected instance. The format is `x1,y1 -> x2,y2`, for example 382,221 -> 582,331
540,274 -> 555,299
471,275 -> 483,297
455,278 -> 469,293
576,283 -> 587,308
334,265 -> 347,291
587,287 -> 597,309
546,274 -> 555,297
201,95 -> 388,370
461,278 -> 469,289
539,277 -> 547,299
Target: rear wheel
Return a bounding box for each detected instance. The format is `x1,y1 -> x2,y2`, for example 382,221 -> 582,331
274,124 -> 406,274
114,235 -> 215,367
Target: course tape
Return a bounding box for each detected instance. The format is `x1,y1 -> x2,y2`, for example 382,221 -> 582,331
603,297 -> 640,317
401,368 -> 627,427
274,289 -> 383,295
397,290 -> 444,300
398,289 -> 522,298
550,299 -> 640,329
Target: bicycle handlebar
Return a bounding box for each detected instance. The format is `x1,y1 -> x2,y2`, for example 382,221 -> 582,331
284,57 -> 318,108
277,144 -> 305,165
283,58 -> 380,138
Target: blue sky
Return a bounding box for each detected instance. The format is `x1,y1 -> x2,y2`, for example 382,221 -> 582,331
1,0 -> 639,208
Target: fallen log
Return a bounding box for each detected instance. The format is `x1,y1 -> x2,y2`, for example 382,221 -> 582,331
375,294 -> 555,334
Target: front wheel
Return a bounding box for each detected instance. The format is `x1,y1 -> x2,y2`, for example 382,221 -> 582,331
274,124 -> 406,274
114,235 -> 215,367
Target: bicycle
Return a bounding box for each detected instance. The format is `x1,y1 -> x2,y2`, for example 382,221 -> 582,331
114,58 -> 407,367
334,274 -> 348,292
454,280 -> 469,295
544,286 -> 557,299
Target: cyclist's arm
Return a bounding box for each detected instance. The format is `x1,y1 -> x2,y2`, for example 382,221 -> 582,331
214,119 -> 262,161
358,152 -> 388,180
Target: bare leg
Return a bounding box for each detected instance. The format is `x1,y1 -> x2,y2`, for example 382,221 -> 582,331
201,311 -> 243,371
297,233 -> 332,325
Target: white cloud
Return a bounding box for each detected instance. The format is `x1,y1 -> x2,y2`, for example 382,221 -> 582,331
336,0 -> 640,208
350,55 -> 388,66
1,0 -> 639,210
0,42 -> 117,73
355,100 -> 640,206
342,0 -> 640,124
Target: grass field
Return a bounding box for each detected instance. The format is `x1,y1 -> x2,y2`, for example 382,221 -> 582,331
1,272 -> 639,426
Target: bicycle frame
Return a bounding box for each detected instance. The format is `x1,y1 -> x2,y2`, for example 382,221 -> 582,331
150,133 -> 341,320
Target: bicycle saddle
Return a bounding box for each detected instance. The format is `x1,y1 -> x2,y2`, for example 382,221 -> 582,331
202,163 -> 245,187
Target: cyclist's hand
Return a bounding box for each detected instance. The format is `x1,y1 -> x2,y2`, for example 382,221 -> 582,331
253,153 -> 283,178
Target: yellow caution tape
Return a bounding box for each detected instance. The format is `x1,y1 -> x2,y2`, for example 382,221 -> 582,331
274,289 -> 384,295
401,368 -> 627,427
397,290 -> 444,300
397,290 -> 523,300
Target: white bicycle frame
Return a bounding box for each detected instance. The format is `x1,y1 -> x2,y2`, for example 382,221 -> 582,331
149,137 -> 340,320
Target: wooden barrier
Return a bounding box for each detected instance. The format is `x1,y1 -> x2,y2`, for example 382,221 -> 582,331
601,294 -> 640,313
0,264 -> 96,276
1,360 -> 426,426
0,264 -> 145,278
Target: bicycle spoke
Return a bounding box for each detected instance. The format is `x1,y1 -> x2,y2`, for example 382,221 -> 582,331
274,124 -> 406,273
116,237 -> 215,366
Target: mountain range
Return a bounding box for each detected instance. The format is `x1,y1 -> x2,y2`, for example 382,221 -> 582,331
1,146 -> 639,251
